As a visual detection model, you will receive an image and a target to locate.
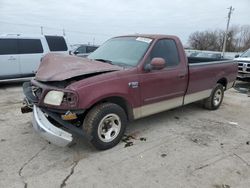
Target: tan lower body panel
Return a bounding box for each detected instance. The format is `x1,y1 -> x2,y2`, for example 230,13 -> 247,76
133,97 -> 183,119
183,89 -> 212,105
133,89 -> 212,120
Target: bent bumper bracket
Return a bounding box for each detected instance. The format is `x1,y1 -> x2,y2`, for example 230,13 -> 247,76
32,105 -> 73,147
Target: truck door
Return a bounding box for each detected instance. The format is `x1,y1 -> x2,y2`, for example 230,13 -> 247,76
0,38 -> 20,79
138,39 -> 188,118
18,38 -> 44,76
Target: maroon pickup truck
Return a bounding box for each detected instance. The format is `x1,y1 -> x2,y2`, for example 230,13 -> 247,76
22,34 -> 237,150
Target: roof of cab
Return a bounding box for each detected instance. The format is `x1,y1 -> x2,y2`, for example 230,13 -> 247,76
114,34 -> 178,40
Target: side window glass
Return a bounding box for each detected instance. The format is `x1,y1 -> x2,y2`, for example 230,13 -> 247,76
0,39 -> 18,55
45,36 -> 68,51
77,46 -> 86,53
150,39 -> 180,67
19,39 -> 43,54
86,46 -> 98,53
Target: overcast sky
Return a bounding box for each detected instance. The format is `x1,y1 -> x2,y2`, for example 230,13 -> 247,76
0,0 -> 249,46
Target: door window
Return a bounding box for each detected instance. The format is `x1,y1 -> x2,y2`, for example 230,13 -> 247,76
86,46 -> 98,53
18,39 -> 43,54
0,39 -> 18,55
150,39 -> 180,67
45,36 -> 68,51
76,46 -> 86,53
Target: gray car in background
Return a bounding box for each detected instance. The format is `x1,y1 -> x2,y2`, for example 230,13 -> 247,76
72,44 -> 99,57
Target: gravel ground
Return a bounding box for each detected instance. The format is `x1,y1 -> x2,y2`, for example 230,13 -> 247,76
0,81 -> 250,188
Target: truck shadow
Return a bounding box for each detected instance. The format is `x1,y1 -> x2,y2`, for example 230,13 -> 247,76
115,102 -> 204,148
71,102 -> 204,151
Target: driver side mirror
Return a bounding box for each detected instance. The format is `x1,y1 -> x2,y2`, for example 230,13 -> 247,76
235,54 -> 239,58
144,58 -> 166,72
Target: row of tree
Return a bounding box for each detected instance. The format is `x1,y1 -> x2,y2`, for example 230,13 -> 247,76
188,25 -> 250,52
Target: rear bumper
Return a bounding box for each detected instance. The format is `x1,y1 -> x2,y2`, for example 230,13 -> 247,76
32,105 -> 73,147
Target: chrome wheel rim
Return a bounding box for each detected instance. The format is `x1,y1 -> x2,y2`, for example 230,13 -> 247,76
97,114 -> 121,143
213,89 -> 222,106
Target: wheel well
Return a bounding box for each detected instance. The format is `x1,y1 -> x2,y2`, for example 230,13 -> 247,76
88,96 -> 133,121
217,78 -> 227,89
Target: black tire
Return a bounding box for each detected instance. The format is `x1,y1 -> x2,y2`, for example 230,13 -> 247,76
203,83 -> 224,110
83,103 -> 127,150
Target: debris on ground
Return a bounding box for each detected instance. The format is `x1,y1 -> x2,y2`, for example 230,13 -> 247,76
228,121 -> 239,126
174,116 -> 180,120
122,135 -> 135,148
190,136 -> 209,146
213,184 -> 230,188
122,134 -> 135,142
124,142 -> 133,148
161,154 -> 167,158
139,137 -> 146,141
122,134 -> 147,147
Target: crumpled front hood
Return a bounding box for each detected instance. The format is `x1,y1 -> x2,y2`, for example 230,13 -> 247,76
35,53 -> 123,81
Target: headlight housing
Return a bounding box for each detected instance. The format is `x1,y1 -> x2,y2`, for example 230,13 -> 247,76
44,91 -> 64,106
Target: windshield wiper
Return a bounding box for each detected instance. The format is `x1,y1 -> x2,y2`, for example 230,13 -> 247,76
93,58 -> 132,68
115,62 -> 133,67
94,58 -> 113,64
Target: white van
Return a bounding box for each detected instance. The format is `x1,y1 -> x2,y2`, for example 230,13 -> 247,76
0,34 -> 70,82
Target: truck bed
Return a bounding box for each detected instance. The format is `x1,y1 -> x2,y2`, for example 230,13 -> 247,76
183,57 -> 237,105
187,57 -> 229,64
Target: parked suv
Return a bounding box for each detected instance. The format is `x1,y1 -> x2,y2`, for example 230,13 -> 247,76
0,34 -> 69,82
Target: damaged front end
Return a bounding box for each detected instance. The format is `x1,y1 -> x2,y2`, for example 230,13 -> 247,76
21,80 -> 88,147
21,53 -> 123,146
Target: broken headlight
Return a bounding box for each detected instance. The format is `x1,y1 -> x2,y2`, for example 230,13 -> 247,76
44,90 -> 64,106
61,92 -> 78,108
44,90 -> 78,108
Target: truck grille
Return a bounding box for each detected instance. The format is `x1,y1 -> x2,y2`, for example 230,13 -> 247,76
238,62 -> 250,73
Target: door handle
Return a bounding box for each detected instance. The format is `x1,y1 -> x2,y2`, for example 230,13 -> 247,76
178,74 -> 186,79
8,56 -> 16,61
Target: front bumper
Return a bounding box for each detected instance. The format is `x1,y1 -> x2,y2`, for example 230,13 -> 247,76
32,105 -> 73,147
237,73 -> 250,79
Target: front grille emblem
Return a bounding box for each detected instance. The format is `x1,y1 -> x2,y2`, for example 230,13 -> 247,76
128,81 -> 139,88
243,63 -> 248,72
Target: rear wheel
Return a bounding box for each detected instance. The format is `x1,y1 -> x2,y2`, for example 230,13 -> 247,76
83,103 -> 127,150
203,83 -> 224,110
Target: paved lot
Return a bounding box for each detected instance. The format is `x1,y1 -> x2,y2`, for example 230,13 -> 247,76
0,82 -> 250,188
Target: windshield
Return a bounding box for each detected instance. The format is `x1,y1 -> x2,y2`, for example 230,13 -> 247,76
88,37 -> 152,67
240,49 -> 250,57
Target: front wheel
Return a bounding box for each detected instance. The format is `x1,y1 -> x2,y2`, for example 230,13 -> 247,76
83,103 -> 127,150
203,83 -> 224,110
